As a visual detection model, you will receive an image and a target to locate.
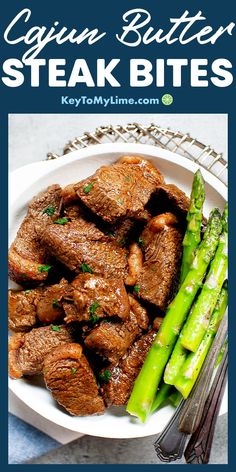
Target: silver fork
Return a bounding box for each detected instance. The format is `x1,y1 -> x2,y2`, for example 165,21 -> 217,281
154,314 -> 228,462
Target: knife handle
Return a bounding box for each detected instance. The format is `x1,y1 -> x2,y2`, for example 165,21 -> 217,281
154,399 -> 188,462
184,346 -> 228,464
179,314 -> 228,434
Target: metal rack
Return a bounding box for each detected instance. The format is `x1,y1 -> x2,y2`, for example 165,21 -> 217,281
47,123 -> 228,186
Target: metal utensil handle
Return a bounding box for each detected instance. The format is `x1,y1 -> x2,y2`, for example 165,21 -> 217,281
179,313 -> 228,434
154,399 -> 188,462
184,346 -> 228,464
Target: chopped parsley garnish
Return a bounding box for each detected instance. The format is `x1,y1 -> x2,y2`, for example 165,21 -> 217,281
51,325 -> 61,332
71,367 -> 77,374
24,289 -> 31,294
89,314 -> 100,324
107,231 -> 115,237
90,301 -> 100,316
52,299 -> 61,309
133,285 -> 140,293
138,237 -> 145,247
99,370 -> 111,383
81,263 -> 93,273
83,181 -> 94,193
38,265 -> 52,273
89,302 -> 100,323
119,237 -> 127,246
118,198 -> 124,205
43,205 -> 55,216
54,217 -> 69,225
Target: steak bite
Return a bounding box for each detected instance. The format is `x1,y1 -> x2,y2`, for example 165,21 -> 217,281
8,279 -> 69,332
8,325 -> 74,379
74,157 -> 164,224
107,218 -> 137,247
101,330 -> 156,407
153,183 -> 190,219
40,218 -> 128,280
135,213 -> 183,312
8,286 -> 44,332
43,343 -> 105,416
8,185 -> 62,285
84,295 -> 149,363
63,273 -> 130,323
36,278 -> 69,324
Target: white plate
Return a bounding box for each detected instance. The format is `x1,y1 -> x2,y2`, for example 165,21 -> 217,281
8,143 -> 228,439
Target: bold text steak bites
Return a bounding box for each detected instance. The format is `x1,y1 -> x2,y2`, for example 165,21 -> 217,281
84,296 -> 149,362
8,325 -> 74,379
44,344 -> 105,416
8,185 -> 62,285
40,218 -> 128,280
101,330 -> 156,407
8,279 -> 69,332
73,157 -> 164,224
63,273 -> 130,323
136,213 -> 183,312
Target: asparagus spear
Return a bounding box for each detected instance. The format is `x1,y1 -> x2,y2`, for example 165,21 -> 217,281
164,334 -> 189,385
150,383 -> 172,413
126,209 -> 222,422
169,390 -> 182,408
180,170 -> 205,284
174,281 -> 228,399
180,204 -> 228,352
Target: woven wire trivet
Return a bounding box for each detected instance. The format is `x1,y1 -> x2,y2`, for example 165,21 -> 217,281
47,123 -> 228,186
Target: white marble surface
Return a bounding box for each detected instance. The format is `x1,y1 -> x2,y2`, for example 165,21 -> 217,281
9,114 -> 227,171
9,114 -> 228,464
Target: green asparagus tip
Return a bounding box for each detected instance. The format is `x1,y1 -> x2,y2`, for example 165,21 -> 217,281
194,169 -> 204,185
190,169 -> 205,210
204,208 -> 222,239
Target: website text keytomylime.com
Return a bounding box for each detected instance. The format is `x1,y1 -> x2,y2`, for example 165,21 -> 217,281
61,95 -> 161,107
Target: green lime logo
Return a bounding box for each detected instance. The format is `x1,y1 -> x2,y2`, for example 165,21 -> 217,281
162,94 -> 173,106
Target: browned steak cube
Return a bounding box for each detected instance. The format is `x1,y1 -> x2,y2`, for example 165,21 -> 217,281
63,273 -> 130,323
156,183 -> 190,218
84,295 -> 149,363
107,218 -> 137,247
136,213 -> 183,312
8,279 -> 69,332
63,204 -> 82,220
62,184 -> 79,206
36,278 -> 69,324
40,218 -> 128,280
100,330 -> 156,406
8,325 -> 74,378
43,343 -> 105,416
72,158 -> 164,224
8,185 -> 62,285
8,286 -> 44,332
